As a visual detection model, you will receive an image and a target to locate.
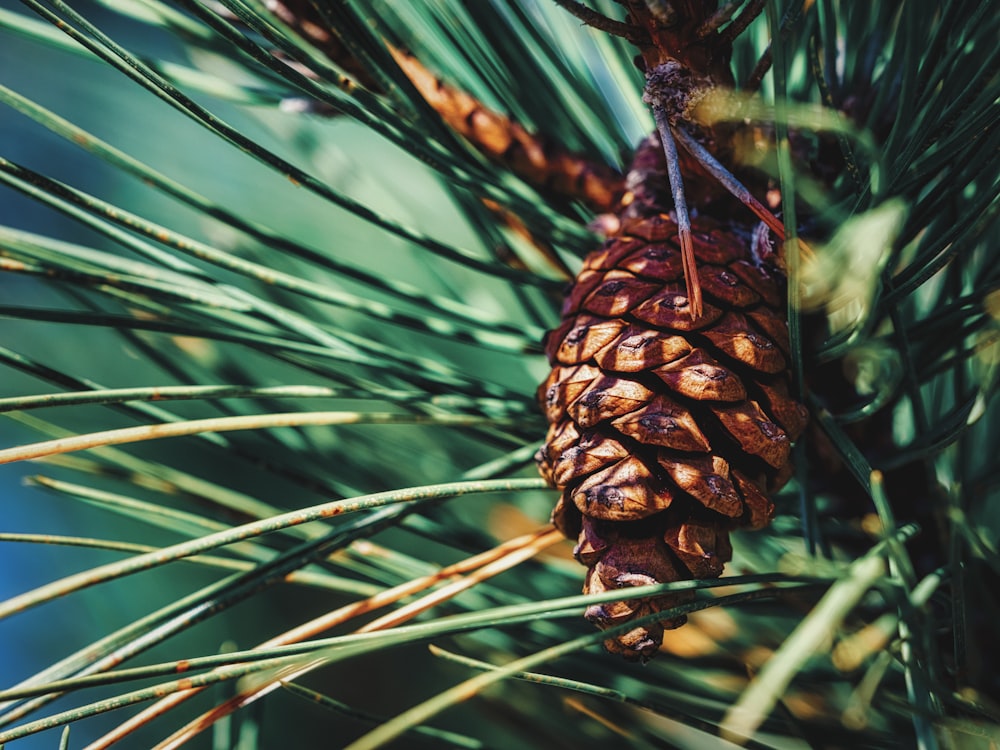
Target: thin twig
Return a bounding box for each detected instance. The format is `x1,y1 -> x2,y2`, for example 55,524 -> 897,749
746,0 -> 808,91
717,0 -> 766,46
745,45 -> 772,90
550,0 -> 650,44
808,33 -> 864,191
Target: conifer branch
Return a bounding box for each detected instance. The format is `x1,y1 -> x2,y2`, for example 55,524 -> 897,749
269,0 -> 626,211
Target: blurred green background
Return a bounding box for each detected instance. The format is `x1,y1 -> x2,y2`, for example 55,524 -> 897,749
1,0 -> 998,748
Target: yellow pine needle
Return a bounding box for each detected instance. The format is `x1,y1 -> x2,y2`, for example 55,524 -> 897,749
87,529 -> 561,749
564,696 -> 636,741
0,411 -> 492,465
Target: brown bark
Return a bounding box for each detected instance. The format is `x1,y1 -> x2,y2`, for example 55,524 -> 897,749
268,0 -> 624,211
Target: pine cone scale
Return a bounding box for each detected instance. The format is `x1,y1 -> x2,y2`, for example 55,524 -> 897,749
593,328 -> 691,371
610,395 -> 711,451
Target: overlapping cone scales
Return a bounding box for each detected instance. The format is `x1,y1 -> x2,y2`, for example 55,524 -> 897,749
536,137 -> 807,660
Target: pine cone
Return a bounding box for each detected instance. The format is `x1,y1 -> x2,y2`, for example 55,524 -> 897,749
536,135 -> 808,661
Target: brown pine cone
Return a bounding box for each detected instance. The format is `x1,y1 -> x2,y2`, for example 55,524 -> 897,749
536,136 -> 808,661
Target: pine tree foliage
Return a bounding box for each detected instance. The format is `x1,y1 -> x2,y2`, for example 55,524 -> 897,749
0,0 -> 997,748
